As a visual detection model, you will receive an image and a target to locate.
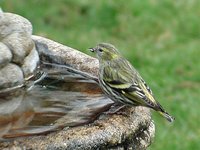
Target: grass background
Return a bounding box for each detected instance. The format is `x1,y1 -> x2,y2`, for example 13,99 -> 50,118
1,0 -> 200,149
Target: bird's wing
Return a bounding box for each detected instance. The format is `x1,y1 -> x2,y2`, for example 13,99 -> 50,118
103,59 -> 157,107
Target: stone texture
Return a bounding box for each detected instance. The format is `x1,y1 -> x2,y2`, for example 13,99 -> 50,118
0,13 -> 32,39
0,11 -> 39,90
0,63 -> 24,89
2,32 -> 34,64
0,42 -> 12,68
22,47 -> 39,79
33,36 -> 99,78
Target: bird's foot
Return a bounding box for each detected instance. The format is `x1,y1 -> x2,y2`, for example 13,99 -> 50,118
104,104 -> 129,116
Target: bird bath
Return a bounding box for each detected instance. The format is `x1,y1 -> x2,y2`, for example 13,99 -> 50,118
0,11 -> 155,149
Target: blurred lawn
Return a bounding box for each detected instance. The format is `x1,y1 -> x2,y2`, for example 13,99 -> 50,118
1,0 -> 200,149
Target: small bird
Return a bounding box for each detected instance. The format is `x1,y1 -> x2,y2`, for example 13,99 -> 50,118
89,43 -> 174,122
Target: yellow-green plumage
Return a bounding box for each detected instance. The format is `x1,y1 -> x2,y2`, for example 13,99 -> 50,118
90,43 -> 174,122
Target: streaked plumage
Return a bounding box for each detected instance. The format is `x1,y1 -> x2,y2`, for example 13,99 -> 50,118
90,43 -> 174,122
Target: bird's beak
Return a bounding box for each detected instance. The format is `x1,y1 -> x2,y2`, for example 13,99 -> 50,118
89,47 -> 95,52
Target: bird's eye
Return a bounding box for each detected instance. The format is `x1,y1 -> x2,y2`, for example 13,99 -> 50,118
98,48 -> 103,52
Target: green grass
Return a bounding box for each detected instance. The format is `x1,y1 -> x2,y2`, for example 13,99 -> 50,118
1,0 -> 200,149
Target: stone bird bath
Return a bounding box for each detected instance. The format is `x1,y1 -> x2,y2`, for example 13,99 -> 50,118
0,10 -> 155,150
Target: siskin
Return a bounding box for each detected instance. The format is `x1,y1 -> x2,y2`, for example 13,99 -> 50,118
90,43 -> 174,122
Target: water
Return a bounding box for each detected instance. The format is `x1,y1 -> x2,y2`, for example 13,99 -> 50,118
0,63 -> 113,140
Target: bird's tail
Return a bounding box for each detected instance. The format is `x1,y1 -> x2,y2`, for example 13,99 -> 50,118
158,111 -> 175,122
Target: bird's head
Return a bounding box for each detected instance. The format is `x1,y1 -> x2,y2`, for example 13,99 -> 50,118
89,43 -> 120,61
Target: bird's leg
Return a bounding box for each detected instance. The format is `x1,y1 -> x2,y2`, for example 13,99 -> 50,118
104,103 -> 129,116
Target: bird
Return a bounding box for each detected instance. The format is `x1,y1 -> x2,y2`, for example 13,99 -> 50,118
89,43 -> 174,122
